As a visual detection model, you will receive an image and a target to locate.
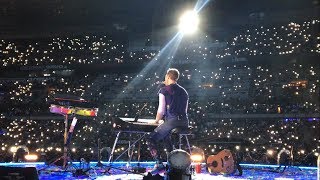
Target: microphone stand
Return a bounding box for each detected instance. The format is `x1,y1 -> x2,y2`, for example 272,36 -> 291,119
133,102 -> 148,122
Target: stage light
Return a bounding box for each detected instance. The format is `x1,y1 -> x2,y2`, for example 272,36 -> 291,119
190,146 -> 205,163
190,147 -> 204,174
178,10 -> 199,35
25,154 -> 38,161
191,154 -> 203,162
168,149 -> 191,170
166,149 -> 192,179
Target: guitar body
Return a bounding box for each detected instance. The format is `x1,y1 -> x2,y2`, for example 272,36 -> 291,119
207,149 -> 235,174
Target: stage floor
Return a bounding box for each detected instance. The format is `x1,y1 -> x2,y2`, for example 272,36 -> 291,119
0,161 -> 317,180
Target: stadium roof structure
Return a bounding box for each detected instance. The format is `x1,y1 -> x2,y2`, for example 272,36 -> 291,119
0,0 -> 318,38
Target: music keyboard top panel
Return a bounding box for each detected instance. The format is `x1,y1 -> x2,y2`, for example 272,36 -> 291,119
129,122 -> 158,126
119,117 -> 155,123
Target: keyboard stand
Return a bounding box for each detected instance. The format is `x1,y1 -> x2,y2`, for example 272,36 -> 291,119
109,131 -> 148,162
104,131 -> 149,174
108,131 -> 121,163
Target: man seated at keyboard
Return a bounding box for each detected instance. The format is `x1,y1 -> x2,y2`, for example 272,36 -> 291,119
146,68 -> 189,174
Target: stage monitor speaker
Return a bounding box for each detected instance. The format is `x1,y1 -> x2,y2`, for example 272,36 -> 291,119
0,166 -> 39,180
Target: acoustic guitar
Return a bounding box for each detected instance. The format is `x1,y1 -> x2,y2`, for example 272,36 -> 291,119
207,149 -> 235,174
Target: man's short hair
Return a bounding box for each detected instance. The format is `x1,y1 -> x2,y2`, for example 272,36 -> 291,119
166,68 -> 180,81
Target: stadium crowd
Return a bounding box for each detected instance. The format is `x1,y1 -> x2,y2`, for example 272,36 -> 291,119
0,19 -> 319,166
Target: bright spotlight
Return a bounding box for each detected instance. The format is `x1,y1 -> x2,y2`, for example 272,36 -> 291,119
178,10 -> 199,34
190,146 -> 205,163
25,154 -> 38,161
190,154 -> 203,162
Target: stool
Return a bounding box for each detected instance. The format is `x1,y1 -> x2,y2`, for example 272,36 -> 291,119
170,126 -> 193,154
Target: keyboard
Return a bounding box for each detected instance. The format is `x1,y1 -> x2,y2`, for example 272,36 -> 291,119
112,117 -> 158,133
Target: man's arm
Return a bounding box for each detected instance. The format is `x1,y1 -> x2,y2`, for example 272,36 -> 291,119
154,93 -> 165,124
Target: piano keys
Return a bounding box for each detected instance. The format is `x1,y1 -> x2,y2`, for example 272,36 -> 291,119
112,117 -> 158,133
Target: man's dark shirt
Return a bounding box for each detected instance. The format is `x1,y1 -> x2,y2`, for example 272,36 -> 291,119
159,83 -> 188,117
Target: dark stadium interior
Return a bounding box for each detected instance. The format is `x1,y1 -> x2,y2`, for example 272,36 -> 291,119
0,0 -> 319,179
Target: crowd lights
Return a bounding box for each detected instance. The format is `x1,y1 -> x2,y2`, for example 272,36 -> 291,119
267,149 -> 275,156
10,146 -> 17,153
